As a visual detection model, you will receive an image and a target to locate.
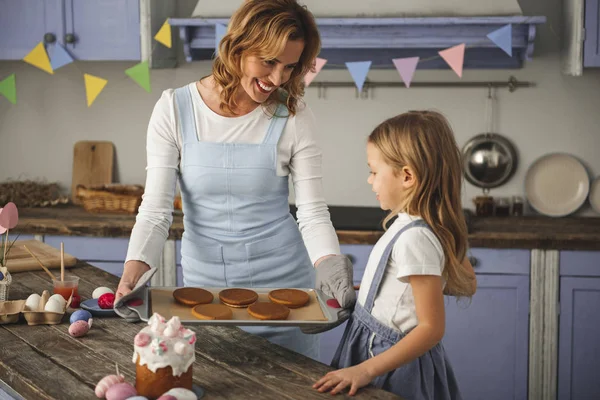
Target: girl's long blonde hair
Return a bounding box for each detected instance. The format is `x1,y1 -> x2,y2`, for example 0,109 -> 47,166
212,0 -> 321,116
369,111 -> 472,297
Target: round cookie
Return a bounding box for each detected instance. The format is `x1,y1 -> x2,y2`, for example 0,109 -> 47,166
219,288 -> 258,308
247,302 -> 290,320
268,289 -> 309,309
191,304 -> 233,320
173,287 -> 214,306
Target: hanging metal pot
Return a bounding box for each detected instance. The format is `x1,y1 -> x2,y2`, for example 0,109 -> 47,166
462,133 -> 518,189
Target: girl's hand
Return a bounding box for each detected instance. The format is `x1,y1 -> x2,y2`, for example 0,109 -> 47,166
313,365 -> 374,396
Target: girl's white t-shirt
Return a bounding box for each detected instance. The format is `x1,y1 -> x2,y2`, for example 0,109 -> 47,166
356,213 -> 446,333
125,83 -> 340,270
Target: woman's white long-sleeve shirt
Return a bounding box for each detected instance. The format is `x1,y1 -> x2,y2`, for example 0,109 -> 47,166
125,82 -> 341,269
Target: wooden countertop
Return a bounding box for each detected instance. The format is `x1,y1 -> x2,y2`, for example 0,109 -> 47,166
11,206 -> 600,250
0,262 -> 398,400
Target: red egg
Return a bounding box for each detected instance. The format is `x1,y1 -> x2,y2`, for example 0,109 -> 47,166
98,293 -> 116,309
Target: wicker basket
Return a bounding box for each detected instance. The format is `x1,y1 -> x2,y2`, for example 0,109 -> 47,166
0,271 -> 11,302
76,184 -> 144,214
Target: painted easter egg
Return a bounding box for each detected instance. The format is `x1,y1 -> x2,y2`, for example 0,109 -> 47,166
156,395 -> 177,400
0,271 -> 4,281
98,293 -> 116,309
44,298 -> 64,313
70,309 -> 93,324
93,286 -> 115,299
161,388 -> 197,400
68,320 -> 90,337
105,382 -> 136,400
94,374 -> 125,398
25,293 -> 41,311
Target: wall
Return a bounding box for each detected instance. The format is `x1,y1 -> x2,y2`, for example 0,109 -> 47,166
1,0 -> 600,215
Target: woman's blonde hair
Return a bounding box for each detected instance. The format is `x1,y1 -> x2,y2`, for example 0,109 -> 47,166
212,0 -> 321,116
368,111 -> 472,297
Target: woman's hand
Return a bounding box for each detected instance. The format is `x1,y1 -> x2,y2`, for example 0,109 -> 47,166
115,260 -> 151,302
313,364 -> 374,396
315,254 -> 356,309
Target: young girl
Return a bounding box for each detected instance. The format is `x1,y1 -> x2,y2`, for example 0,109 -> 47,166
314,111 -> 476,399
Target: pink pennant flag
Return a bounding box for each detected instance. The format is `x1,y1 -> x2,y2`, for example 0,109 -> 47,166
392,57 -> 420,88
304,58 -> 327,86
439,44 -> 466,78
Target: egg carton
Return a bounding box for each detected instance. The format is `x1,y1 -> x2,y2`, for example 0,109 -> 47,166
0,299 -> 26,325
21,290 -> 73,326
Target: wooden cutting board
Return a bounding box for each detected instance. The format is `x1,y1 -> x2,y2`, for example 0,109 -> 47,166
71,141 -> 114,204
5,240 -> 77,273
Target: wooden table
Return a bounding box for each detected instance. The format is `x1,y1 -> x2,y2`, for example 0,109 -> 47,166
0,262 -> 399,399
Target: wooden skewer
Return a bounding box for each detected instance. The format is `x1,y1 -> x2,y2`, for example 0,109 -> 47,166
23,245 -> 55,281
60,242 -> 65,281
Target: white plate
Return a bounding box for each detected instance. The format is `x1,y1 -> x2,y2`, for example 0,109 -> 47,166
590,177 -> 600,214
525,153 -> 589,217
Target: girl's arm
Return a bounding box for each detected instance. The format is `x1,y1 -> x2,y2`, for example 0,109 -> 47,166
362,274 -> 445,377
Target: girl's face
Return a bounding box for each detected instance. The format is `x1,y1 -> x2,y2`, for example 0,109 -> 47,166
366,141 -> 414,211
239,39 -> 304,105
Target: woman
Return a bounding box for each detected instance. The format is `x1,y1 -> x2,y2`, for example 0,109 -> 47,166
114,0 -> 355,360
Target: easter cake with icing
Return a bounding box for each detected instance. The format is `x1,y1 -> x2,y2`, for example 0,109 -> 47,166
132,313 -> 196,399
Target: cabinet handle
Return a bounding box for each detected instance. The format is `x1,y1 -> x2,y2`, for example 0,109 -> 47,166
65,33 -> 76,44
468,256 -> 478,268
44,33 -> 56,44
344,254 -> 356,264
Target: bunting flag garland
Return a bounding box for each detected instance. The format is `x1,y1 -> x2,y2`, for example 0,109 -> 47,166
0,74 -> 17,104
154,19 -> 172,48
215,23 -> 227,55
304,57 -> 327,86
49,43 -> 74,71
345,61 -> 372,92
84,73 -> 108,107
392,57 -> 420,88
438,44 -> 466,78
487,24 -> 512,57
125,61 -> 151,92
23,42 -> 54,75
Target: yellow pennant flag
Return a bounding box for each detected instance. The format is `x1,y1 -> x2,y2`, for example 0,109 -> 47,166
154,19 -> 172,48
23,42 -> 54,75
83,73 -> 108,107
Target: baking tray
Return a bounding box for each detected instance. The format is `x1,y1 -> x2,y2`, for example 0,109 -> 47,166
123,286 -> 344,327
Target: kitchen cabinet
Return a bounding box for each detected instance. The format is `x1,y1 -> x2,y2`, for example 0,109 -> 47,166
0,0 -> 140,61
584,0 -> 600,66
558,251 -> 600,400
443,248 -> 530,400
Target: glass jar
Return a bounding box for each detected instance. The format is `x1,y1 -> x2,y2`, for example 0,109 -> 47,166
473,196 -> 494,217
495,197 -> 511,217
512,196 -> 524,216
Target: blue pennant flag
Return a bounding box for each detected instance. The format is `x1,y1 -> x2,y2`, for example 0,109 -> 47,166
49,43 -> 74,70
487,24 -> 512,57
345,61 -> 372,92
215,23 -> 227,55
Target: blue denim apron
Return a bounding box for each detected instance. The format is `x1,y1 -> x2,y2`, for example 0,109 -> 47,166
331,220 -> 462,399
174,85 -> 318,359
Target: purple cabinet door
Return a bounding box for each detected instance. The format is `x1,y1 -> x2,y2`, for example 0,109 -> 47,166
558,276 -> 600,400
63,0 -> 140,60
0,0 -> 63,60
584,0 -> 600,66
443,274 -> 530,400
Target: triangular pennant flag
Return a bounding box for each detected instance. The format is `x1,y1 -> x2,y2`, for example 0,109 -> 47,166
23,42 -> 53,75
345,61 -> 371,92
439,44 -> 465,78
0,74 -> 16,105
49,43 -> 74,70
84,73 -> 108,107
392,57 -> 420,88
154,19 -> 172,48
125,61 -> 151,93
304,57 -> 327,86
215,23 -> 227,55
487,24 -> 512,57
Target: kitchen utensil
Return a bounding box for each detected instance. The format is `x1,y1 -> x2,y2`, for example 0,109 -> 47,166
525,153 -> 589,217
5,240 -> 77,273
71,141 -> 114,205
588,176 -> 600,214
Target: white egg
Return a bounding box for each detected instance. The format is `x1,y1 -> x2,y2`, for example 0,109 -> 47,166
162,387 -> 197,400
92,286 -> 114,299
25,293 -> 41,311
44,298 -> 64,313
48,294 -> 67,307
